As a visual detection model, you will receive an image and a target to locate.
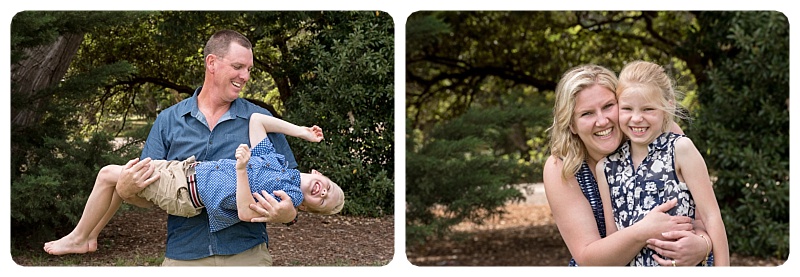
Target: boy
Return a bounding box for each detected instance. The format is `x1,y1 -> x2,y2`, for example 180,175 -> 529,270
44,113 -> 345,255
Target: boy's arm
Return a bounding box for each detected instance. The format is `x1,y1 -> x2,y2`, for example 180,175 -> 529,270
675,137 -> 729,266
234,144 -> 262,221
249,113 -> 323,147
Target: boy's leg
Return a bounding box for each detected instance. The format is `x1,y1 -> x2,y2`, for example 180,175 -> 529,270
86,189 -> 124,245
44,164 -> 124,255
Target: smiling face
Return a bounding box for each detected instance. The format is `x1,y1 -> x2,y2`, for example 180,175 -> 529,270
299,170 -> 344,214
618,87 -> 666,147
570,84 -> 623,163
208,42 -> 253,102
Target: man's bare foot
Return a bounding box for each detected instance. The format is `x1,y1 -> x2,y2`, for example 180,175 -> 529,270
43,235 -> 97,255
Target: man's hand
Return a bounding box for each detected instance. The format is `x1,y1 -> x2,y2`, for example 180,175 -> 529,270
115,157 -> 159,207
235,144 -> 251,170
248,190 -> 297,223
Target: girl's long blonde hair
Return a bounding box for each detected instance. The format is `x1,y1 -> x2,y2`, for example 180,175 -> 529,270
547,64 -> 619,181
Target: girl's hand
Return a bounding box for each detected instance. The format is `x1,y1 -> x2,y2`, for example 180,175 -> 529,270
235,144 -> 251,170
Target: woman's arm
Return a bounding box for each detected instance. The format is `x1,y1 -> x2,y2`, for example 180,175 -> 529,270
675,137 -> 729,266
544,156 -> 654,265
647,214 -> 713,266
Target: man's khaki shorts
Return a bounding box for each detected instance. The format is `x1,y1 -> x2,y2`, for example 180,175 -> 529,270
137,156 -> 203,217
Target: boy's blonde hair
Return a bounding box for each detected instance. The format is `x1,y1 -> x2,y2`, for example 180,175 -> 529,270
617,60 -> 687,133
547,64 -> 619,180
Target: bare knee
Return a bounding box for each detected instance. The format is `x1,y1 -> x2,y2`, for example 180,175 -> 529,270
97,165 -> 123,186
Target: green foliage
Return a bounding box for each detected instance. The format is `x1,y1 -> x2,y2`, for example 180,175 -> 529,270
284,11 -> 394,217
687,11 -> 789,259
11,132 -> 140,249
406,106 -> 529,247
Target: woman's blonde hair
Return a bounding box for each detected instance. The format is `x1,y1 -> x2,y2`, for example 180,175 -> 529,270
617,60 -> 687,133
547,64 -> 619,180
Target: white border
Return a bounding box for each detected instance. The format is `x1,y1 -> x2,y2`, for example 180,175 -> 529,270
3,1 -> 797,276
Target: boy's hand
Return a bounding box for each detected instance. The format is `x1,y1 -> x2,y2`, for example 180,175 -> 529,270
300,125 -> 324,142
235,144 -> 251,170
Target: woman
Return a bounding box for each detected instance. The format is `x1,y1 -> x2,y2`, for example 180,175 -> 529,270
542,64 -> 712,266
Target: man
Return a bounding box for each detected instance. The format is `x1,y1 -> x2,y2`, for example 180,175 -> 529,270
115,29 -> 296,266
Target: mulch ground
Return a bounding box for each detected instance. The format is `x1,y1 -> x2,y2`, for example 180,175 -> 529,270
405,204 -> 787,266
12,201 -> 784,267
12,207 -> 394,266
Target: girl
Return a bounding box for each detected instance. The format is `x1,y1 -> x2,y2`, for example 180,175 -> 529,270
596,60 -> 729,266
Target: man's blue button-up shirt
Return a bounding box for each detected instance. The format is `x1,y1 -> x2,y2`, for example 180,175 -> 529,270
140,87 -> 297,260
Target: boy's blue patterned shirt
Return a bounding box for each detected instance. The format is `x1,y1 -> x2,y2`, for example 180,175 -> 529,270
195,136 -> 304,232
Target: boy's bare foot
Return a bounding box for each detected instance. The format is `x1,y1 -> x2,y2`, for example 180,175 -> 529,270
43,235 -> 97,255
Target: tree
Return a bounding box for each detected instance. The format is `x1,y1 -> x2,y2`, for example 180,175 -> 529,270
686,11 -> 789,259
10,11 -> 148,246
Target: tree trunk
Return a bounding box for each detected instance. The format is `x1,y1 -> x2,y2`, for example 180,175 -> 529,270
11,32 -> 84,127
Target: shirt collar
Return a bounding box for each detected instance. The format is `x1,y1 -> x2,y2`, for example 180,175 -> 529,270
177,86 -> 249,119
648,132 -> 673,153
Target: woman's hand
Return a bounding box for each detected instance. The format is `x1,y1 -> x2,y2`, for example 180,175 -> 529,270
647,231 -> 710,266
635,198 -> 694,240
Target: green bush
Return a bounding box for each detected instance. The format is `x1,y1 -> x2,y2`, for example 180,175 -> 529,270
406,106 -> 530,247
688,11 -> 789,259
11,132 -> 141,249
285,12 -> 394,217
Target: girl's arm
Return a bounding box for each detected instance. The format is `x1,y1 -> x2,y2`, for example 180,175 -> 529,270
675,137 -> 730,266
544,156 -> 667,265
249,113 -> 323,147
234,144 -> 261,221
